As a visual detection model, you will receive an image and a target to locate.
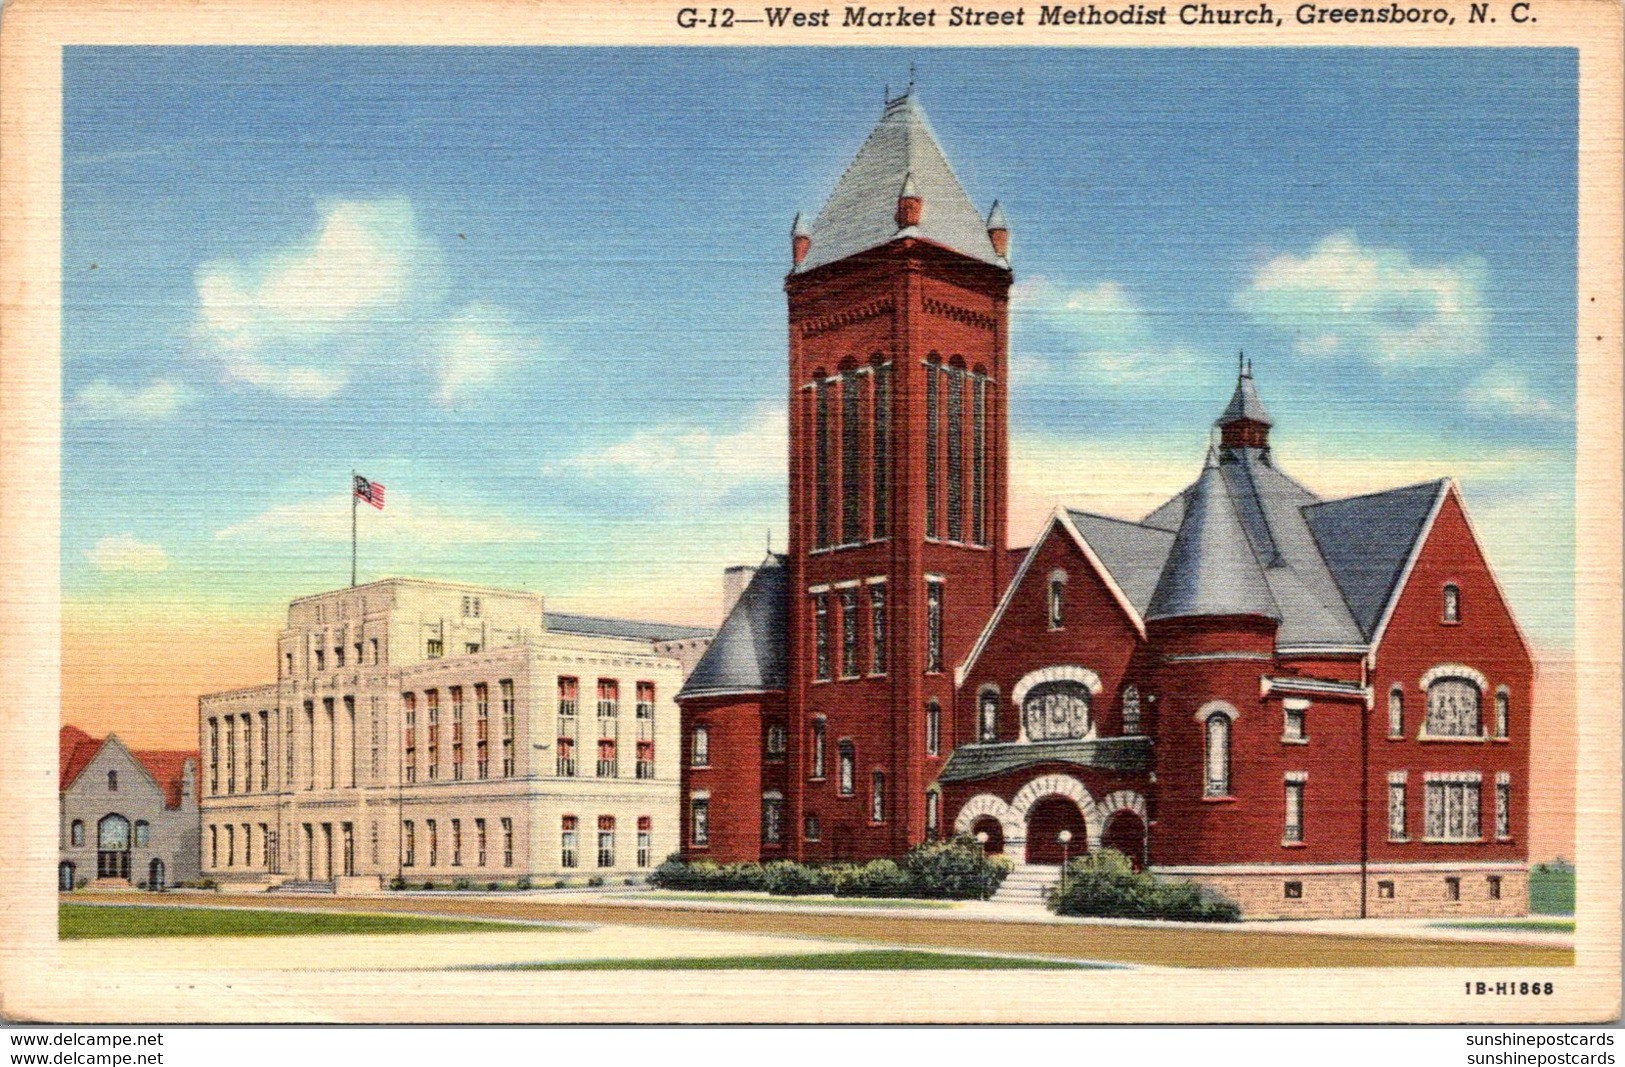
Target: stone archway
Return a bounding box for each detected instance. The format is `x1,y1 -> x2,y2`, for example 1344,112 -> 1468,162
1025,796 -> 1087,865
1096,790 -> 1150,870
969,816 -> 1005,855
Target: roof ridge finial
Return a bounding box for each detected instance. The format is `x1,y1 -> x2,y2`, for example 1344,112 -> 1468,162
1238,349 -> 1247,379
909,61 -> 916,92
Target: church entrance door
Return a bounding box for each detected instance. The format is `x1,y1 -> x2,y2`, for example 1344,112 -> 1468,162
1024,796 -> 1086,865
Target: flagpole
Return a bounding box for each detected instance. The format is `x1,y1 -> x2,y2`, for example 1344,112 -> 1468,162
351,468 -> 358,588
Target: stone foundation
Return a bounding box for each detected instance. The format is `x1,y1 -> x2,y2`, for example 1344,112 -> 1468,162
1159,864 -> 1529,919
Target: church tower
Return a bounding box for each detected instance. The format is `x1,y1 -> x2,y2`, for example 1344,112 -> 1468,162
784,89 -> 1013,860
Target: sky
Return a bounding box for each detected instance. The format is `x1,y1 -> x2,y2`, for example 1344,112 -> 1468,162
62,48 -> 1578,762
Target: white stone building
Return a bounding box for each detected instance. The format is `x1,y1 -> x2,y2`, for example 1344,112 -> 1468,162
198,578 -> 709,889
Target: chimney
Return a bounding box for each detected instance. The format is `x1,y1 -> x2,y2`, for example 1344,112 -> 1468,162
791,212 -> 811,266
987,200 -> 1009,258
722,565 -> 758,619
895,173 -> 922,229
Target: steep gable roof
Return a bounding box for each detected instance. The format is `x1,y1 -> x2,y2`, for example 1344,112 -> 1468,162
1063,511 -> 1177,616
795,90 -> 1006,274
1303,479 -> 1449,640
61,726 -> 196,810
131,749 -> 195,810
59,725 -> 99,791
677,555 -> 788,701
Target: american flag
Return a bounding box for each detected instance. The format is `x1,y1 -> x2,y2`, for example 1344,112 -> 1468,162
353,475 -> 386,510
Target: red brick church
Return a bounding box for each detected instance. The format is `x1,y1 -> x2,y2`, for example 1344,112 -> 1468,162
677,90 -> 1532,918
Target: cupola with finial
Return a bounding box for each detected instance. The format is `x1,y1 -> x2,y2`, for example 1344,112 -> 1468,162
895,172 -> 922,229
1215,353 -> 1272,451
791,212 -> 810,267
986,200 -> 1009,258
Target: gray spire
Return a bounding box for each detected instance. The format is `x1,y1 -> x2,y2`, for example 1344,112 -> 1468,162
794,91 -> 1004,273
677,556 -> 788,700
1216,357 -> 1272,427
791,212 -> 809,238
986,200 -> 1008,230
1146,462 -> 1280,623
898,172 -> 917,200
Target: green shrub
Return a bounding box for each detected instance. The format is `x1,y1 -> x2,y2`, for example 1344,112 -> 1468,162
388,876 -> 407,891
453,878 -> 472,891
835,859 -> 912,898
763,860 -> 834,896
587,875 -> 606,887
1049,849 -> 1239,922
516,876 -> 532,890
901,835 -> 1013,899
487,881 -> 500,891
421,881 -> 435,891
554,879 -> 567,889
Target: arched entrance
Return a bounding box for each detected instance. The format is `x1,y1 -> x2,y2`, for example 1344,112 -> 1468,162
147,858 -> 166,891
1025,796 -> 1087,865
1102,810 -> 1147,871
59,862 -> 76,892
970,816 -> 1005,856
96,814 -> 131,881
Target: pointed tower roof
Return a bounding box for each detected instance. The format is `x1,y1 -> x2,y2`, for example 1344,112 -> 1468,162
794,90 -> 1006,273
1216,358 -> 1272,427
677,555 -> 788,701
986,200 -> 1008,230
791,212 -> 809,238
1145,458 -> 1280,623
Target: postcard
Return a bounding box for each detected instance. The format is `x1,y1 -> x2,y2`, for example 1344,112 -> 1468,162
1,0 -> 1619,1025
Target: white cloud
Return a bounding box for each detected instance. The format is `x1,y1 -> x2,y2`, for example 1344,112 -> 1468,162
558,407 -> 788,501
192,198 -> 445,399
1464,365 -> 1562,419
1012,276 -> 1202,383
215,492 -> 543,545
73,378 -> 191,421
85,534 -> 169,574
433,304 -> 540,404
1236,232 -> 1488,367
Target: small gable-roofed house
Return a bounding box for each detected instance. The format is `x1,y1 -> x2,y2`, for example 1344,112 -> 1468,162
59,726 -> 200,890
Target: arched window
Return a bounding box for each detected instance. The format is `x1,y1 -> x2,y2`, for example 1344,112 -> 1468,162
925,700 -> 941,756
925,789 -> 940,839
838,741 -> 855,796
107,770 -> 118,792
764,721 -> 787,761
1204,713 -> 1231,797
761,792 -> 785,845
1047,570 -> 1067,630
1388,686 -> 1404,738
1022,681 -> 1092,741
978,688 -> 999,742
870,770 -> 886,823
690,725 -> 709,767
70,820 -> 84,847
810,718 -> 826,778
1495,687 -> 1510,739
1425,676 -> 1482,737
1121,685 -> 1141,735
1442,583 -> 1461,623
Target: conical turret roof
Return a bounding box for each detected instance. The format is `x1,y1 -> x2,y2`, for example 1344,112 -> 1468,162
677,555 -> 788,700
794,90 -> 1006,273
1216,363 -> 1272,427
1145,458 -> 1280,623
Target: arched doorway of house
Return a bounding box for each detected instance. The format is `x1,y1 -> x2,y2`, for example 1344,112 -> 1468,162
970,816 -> 1005,856
148,858 -> 166,891
96,814 -> 131,881
59,862 -> 76,892
1025,796 -> 1088,865
1102,810 -> 1147,871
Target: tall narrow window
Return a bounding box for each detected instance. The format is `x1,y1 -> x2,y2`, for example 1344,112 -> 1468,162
925,360 -> 940,538
838,740 -> 855,796
259,710 -> 270,790
926,580 -> 944,673
870,770 -> 886,823
556,676 -> 577,777
403,821 -> 415,867
926,700 -> 941,756
764,721 -> 787,761
636,681 -> 656,779
815,377 -> 832,550
1496,773 -> 1512,839
762,792 -> 785,845
450,687 -> 464,781
1388,686 -> 1404,738
425,690 -> 439,781
305,702 -> 315,789
475,818 -> 487,866
978,689 -> 999,742
1495,688 -> 1510,740
873,362 -> 891,538
225,717 -> 237,794
926,790 -> 940,839
1122,685 -> 1141,735
840,589 -> 859,678
691,725 -> 710,767
868,583 -> 887,675
450,818 -> 462,866
813,593 -> 831,681
500,679 -> 515,777
1204,713 -> 1231,797
597,816 -> 616,868
1283,776 -> 1305,844
1048,571 -> 1066,630
637,816 -> 652,867
208,718 -> 219,795
326,698 -> 336,789
972,374 -> 987,546
501,817 -> 513,867
475,683 -> 489,779
561,816 -> 578,868
285,710 -> 296,786
1388,773 -> 1409,841
344,697 -> 355,788
946,365 -> 963,541
690,797 -> 709,846
1443,583 -> 1461,623
842,369 -> 861,544
597,680 -> 619,777
368,701 -> 380,782
809,719 -> 826,778
426,819 -> 438,867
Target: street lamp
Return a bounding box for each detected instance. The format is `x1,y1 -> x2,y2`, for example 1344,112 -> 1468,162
1058,829 -> 1073,892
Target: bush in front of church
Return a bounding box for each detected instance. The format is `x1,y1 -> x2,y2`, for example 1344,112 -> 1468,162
898,834 -> 1014,899
1049,849 -> 1240,922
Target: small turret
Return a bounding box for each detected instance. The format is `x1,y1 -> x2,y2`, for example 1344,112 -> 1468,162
986,200 -> 1009,258
791,212 -> 811,267
895,172 -> 922,229
1216,354 -> 1272,451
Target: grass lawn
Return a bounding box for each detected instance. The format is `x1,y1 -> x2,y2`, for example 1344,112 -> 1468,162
60,903 -> 561,939
638,891 -> 956,910
1529,867 -> 1575,915
469,949 -> 1103,970
1431,919 -> 1575,933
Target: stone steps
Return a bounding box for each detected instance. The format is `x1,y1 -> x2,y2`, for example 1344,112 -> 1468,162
267,879 -> 337,894
991,864 -> 1060,906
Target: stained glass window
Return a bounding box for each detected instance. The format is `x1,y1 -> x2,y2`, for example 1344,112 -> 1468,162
1022,681 -> 1092,742
1425,678 -> 1481,737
